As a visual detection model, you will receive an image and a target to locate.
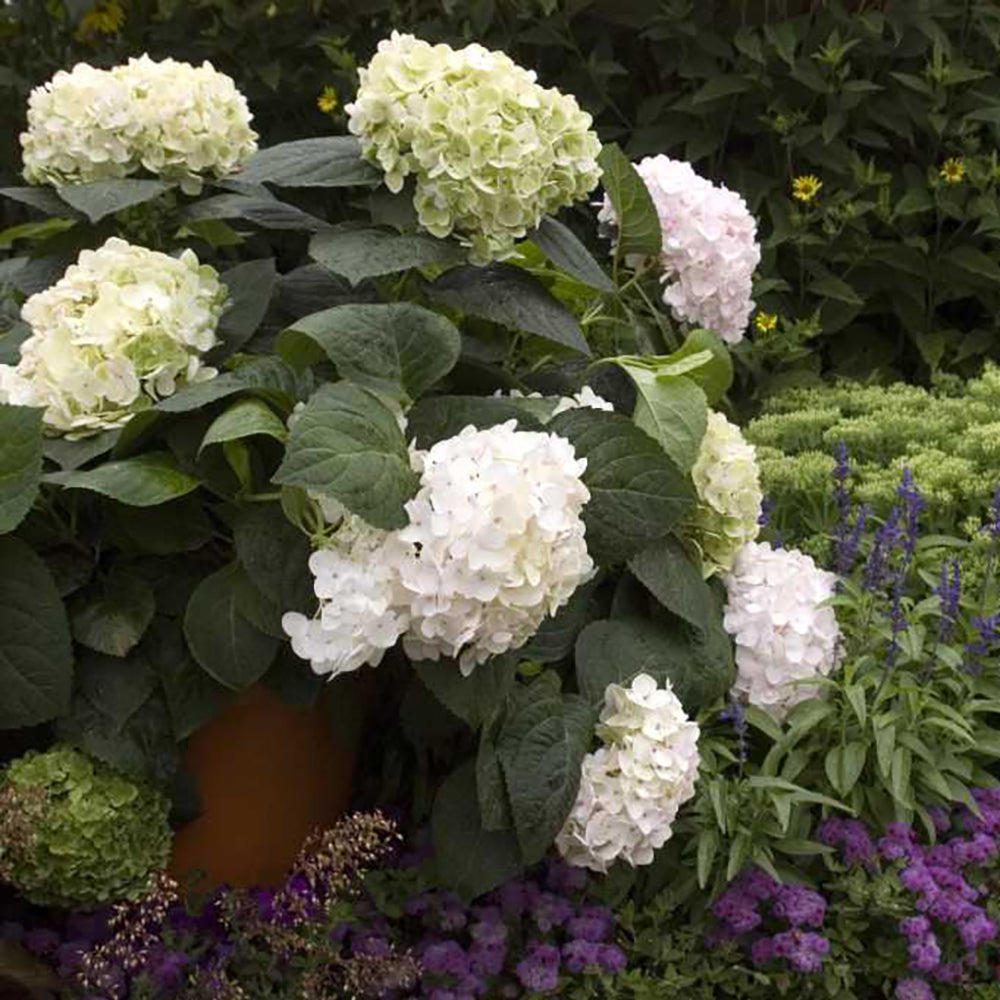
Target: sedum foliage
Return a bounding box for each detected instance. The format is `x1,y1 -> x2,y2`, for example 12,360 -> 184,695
746,363 -> 1000,561
0,744 -> 171,908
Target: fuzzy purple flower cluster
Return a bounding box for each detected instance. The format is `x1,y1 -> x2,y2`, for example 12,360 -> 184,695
366,860 -> 625,998
821,789 -> 1000,1000
708,867 -> 831,973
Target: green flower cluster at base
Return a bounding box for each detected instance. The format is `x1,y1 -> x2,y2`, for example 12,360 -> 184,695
0,745 -> 171,909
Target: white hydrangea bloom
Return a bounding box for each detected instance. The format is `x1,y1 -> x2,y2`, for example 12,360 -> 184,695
557,674 -> 701,873
0,237 -> 227,437
493,385 -> 614,420
397,420 -> 594,674
691,411 -> 763,576
598,154 -> 760,344
723,541 -> 842,721
282,514 -> 413,679
346,32 -> 602,264
21,55 -> 258,193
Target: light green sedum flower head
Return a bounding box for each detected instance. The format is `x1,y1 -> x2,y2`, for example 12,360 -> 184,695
346,32 -> 603,264
0,237 -> 228,438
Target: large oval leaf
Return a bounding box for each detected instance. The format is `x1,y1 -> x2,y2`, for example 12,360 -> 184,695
279,302 -> 461,403
575,616 -> 731,715
183,564 -> 280,690
0,404 -> 42,533
426,264 -> 590,356
272,381 -> 418,530
597,143 -> 662,259
237,137 -> 381,188
310,228 -> 463,286
548,408 -> 695,564
431,762 -> 524,902
45,452 -> 200,507
0,537 -> 73,728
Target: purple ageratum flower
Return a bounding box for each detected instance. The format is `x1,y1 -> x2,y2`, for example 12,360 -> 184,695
544,860 -> 588,895
422,940 -> 471,978
566,906 -> 615,943
562,939 -> 602,973
469,940 -> 506,978
908,933 -> 942,973
597,944 -> 627,973
958,912 -> 997,951
900,865 -> 937,895
495,879 -> 541,917
735,866 -> 779,901
773,885 -> 827,928
750,936 -> 778,966
530,891 -> 573,931
469,919 -> 507,947
818,817 -> 878,869
901,917 -> 932,940
710,889 -> 762,934
771,930 -> 830,973
515,942 -> 560,993
438,892 -> 469,932
896,978 -> 935,1000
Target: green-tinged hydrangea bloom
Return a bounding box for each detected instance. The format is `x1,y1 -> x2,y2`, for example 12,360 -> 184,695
0,746 -> 171,908
0,237 -> 228,438
691,411 -> 762,576
746,365 -> 1000,547
346,32 -> 602,264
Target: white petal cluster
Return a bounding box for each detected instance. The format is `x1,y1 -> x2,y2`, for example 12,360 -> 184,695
346,32 -> 602,264
21,55 -> 258,193
493,385 -> 615,420
557,674 -> 700,873
0,237 -> 227,437
282,514 -> 413,679
723,542 -> 842,721
398,421 -> 594,673
599,155 -> 759,344
284,420 -> 594,679
691,411 -> 763,576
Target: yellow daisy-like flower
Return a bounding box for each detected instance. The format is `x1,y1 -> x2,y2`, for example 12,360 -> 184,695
940,157 -> 966,185
755,312 -> 778,333
317,86 -> 339,115
792,175 -> 823,203
77,0 -> 125,38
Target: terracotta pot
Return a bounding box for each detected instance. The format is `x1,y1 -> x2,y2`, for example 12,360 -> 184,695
168,683 -> 356,889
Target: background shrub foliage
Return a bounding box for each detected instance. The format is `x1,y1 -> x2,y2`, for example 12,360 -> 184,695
2,3 -> 1000,999
6,0 -> 1000,389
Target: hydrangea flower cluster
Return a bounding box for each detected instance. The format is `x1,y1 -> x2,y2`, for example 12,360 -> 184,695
820,789 -> 1000,999
0,237 -> 227,437
708,866 -> 831,974
346,32 -> 602,264
598,154 -> 760,344
21,55 -> 258,193
723,541 -> 841,721
691,411 -> 763,576
284,420 -> 595,677
557,674 -> 701,872
282,513 -> 414,678
494,385 -> 615,420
